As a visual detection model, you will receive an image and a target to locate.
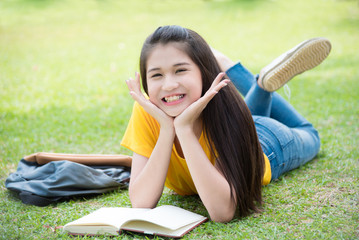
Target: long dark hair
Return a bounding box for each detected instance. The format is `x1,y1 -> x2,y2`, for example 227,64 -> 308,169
139,25 -> 264,217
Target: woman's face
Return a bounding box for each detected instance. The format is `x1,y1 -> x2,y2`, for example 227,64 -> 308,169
145,42 -> 203,117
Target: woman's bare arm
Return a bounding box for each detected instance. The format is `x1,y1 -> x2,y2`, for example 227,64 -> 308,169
176,128 -> 236,222
126,73 -> 175,208
174,73 -> 235,222
129,127 -> 175,208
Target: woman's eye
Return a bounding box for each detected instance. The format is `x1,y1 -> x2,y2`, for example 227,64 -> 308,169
176,69 -> 187,73
151,73 -> 162,78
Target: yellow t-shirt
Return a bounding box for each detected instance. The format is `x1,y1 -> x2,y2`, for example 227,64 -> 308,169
121,102 -> 271,195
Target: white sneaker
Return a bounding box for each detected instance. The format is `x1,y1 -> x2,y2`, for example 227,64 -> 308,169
259,37 -> 332,92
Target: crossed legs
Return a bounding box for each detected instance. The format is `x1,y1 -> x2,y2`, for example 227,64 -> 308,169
212,38 -> 331,179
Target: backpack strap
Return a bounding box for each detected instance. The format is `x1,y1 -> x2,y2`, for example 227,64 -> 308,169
23,152 -> 132,167
19,191 -> 63,207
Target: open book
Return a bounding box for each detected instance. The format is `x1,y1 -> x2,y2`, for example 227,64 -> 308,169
63,205 -> 207,238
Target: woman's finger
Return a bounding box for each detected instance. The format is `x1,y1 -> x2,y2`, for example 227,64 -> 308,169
126,73 -> 148,105
126,73 -> 140,93
201,73 -> 230,103
212,79 -> 230,94
185,76 -> 229,117
208,72 -> 225,92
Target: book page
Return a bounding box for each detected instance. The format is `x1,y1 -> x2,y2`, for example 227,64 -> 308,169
122,205 -> 207,230
63,207 -> 149,234
64,205 -> 207,237
121,218 -> 206,238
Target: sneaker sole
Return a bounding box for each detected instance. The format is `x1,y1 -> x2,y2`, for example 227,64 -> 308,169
261,38 -> 332,92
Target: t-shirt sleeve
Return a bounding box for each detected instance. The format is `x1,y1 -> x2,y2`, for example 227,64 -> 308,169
121,102 -> 160,158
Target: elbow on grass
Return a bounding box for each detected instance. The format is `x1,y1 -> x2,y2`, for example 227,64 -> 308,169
130,200 -> 157,209
129,193 -> 159,209
208,208 -> 235,223
210,213 -> 234,223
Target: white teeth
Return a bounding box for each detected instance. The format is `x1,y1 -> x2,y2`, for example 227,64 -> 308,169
164,94 -> 184,103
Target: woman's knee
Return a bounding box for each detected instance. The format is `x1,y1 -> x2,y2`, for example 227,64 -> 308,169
294,126 -> 321,159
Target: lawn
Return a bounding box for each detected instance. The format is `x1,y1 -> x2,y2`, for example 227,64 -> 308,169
0,0 -> 358,239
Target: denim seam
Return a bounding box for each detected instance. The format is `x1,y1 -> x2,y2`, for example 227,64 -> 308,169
256,121 -> 294,151
256,129 -> 278,162
256,130 -> 280,180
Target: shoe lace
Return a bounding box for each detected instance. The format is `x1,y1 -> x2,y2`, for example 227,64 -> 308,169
284,84 -> 291,102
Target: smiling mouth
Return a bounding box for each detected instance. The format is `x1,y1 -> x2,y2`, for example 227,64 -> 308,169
162,94 -> 185,103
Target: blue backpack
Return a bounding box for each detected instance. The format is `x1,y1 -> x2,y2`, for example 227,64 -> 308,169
5,153 -> 131,206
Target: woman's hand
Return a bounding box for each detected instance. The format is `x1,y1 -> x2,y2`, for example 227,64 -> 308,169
126,72 -> 174,130
174,72 -> 230,132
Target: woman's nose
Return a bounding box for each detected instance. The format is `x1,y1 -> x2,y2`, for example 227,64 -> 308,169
161,76 -> 179,91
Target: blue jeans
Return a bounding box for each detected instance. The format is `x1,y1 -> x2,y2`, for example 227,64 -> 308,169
226,62 -> 320,180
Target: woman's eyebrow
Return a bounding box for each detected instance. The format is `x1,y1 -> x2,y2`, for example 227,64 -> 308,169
147,62 -> 191,73
147,67 -> 160,73
174,62 -> 190,67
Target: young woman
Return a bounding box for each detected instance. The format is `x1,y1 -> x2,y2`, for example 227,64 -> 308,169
121,25 -> 331,222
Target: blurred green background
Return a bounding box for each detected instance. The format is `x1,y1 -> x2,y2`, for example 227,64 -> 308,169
1,0 -> 358,239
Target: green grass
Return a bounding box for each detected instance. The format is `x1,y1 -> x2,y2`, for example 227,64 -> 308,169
1,0 -> 358,239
